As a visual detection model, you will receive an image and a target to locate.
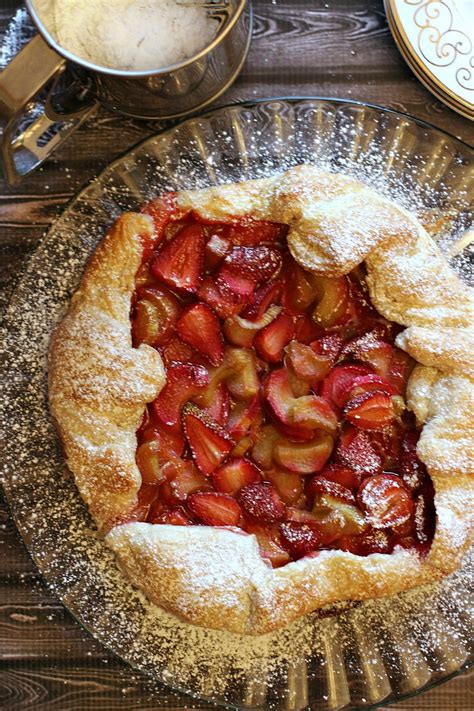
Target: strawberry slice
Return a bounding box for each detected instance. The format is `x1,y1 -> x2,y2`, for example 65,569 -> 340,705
212,457 -> 262,494
288,395 -> 338,434
345,374 -> 397,403
140,192 -> 181,257
226,220 -> 286,246
266,468 -> 304,505
285,340 -> 332,385
263,368 -> 296,425
187,491 -> 241,526
168,462 -> 210,501
238,483 -> 286,522
152,507 -> 192,525
254,311 -> 295,363
222,246 -> 282,284
241,280 -> 283,320
197,276 -> 249,319
338,528 -> 394,555
341,333 -> 395,379
306,476 -> 355,505
344,391 -> 395,430
217,267 -> 255,298
132,286 -> 179,348
159,336 -> 204,368
317,463 -> 361,491
200,382 -> 230,425
182,404 -> 234,474
335,425 -> 383,476
320,364 -> 373,409
244,523 -> 290,568
273,434 -> 334,474
177,303 -> 224,366
311,334 -> 343,363
152,363 -> 209,428
223,305 -> 282,348
151,224 -> 205,293
279,522 -> 322,559
357,473 -> 414,529
400,430 -> 429,492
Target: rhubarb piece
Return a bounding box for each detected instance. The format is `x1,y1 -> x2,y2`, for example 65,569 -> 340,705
152,507 -> 192,526
168,462 -> 210,501
200,382 -> 230,425
244,523 -> 290,567
132,286 -> 180,348
182,404 -> 234,474
238,483 -> 286,522
135,440 -> 168,485
177,302 -> 224,366
306,476 -> 355,505
251,425 -> 280,469
312,275 -> 350,327
159,337 -> 202,368
223,305 -> 282,348
357,473 -> 414,528
197,277 -> 248,319
311,333 -> 343,363
288,395 -> 338,434
230,435 -> 254,458
226,348 -> 260,400
317,463 -> 361,491
293,314 -> 324,344
345,374 -> 397,403
228,395 -> 262,440
204,233 -> 232,270
338,528 -> 394,555
335,425 -> 383,476
400,430 -> 429,492
241,280 -> 283,320
312,495 -> 368,539
263,368 -> 295,425
212,457 -> 262,494
187,491 -> 241,526
285,340 -> 331,385
254,311 -> 295,363
266,468 -> 304,505
151,224 -> 205,293
152,363 -> 209,428
282,260 -> 319,312
279,521 -> 322,559
321,363 -> 373,409
273,434 -> 334,474
344,391 -> 395,430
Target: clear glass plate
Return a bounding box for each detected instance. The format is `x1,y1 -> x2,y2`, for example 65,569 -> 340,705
1,98 -> 473,711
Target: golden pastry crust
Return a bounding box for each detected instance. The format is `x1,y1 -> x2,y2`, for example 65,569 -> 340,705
49,166 -> 474,635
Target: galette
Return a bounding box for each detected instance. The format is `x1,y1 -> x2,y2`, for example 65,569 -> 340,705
49,165 -> 474,635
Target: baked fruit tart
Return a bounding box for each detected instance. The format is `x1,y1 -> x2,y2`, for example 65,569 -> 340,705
49,165 -> 474,635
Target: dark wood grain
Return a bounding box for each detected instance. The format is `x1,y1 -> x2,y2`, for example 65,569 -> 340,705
1,1 -> 473,708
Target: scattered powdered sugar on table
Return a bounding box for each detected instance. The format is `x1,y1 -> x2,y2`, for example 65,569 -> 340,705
1,100 -> 472,709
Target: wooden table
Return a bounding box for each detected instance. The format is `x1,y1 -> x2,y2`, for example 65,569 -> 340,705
1,1 -> 472,708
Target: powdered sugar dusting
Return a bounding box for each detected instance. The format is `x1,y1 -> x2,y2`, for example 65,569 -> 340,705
1,100 -> 472,709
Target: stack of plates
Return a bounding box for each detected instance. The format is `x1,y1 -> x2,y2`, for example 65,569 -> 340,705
385,0 -> 473,120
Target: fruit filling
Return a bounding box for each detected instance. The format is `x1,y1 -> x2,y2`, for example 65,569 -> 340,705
129,194 -> 436,567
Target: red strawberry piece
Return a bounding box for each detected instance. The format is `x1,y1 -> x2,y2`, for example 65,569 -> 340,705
306,476 -> 355,505
254,311 -> 295,363
387,349 -> 413,394
151,224 -> 205,293
311,334 -> 343,364
344,391 -> 395,430
140,192 -> 181,256
212,457 -> 262,494
152,363 -> 209,427
132,286 -> 180,348
320,363 -> 373,409
345,374 -> 397,403
182,404 -> 234,474
285,340 -> 332,385
223,305 -> 282,348
335,425 -> 383,476
273,434 -> 334,474
400,430 -> 429,492
244,523 -> 290,568
152,363 -> 209,428
238,483 -> 286,522
177,303 -> 224,366
168,462 -> 210,501
228,395 -> 262,440
226,220 -> 286,246
217,266 -> 255,298
318,463 -> 361,491
204,233 -> 232,270
341,333 -> 395,379
222,246 -> 282,284
187,491 -> 241,526
159,336 -> 203,368
266,468 -> 304,505
338,528 -> 394,555
293,314 -> 324,344
152,507 -> 192,525
289,395 -> 338,434
241,280 -> 283,320
138,418 -> 186,455
312,275 -> 350,328
197,276 -> 248,319
263,368 -> 297,426
357,473 -> 414,528
201,382 -> 230,425
279,521 -> 322,559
